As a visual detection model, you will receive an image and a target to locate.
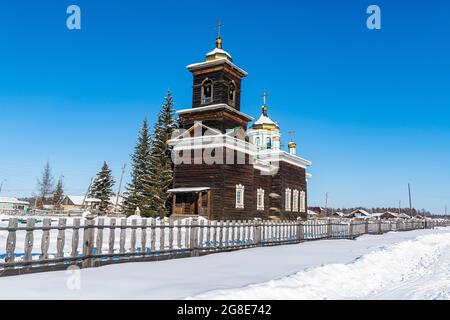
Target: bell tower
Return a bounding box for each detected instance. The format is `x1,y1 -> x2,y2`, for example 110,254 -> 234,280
187,28 -> 247,111
179,27 -> 253,132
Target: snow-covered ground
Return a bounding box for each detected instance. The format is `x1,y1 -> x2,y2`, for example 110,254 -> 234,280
1,227 -> 449,300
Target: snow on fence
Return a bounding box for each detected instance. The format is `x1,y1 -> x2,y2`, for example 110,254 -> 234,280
0,216 -> 448,277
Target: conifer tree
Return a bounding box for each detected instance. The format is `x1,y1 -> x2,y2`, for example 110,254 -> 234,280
36,161 -> 55,209
148,91 -> 177,216
53,177 -> 65,210
124,118 -> 153,216
90,162 -> 115,213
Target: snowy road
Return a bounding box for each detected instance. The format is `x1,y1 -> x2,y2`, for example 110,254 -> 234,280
1,227 -> 449,300
194,230 -> 450,300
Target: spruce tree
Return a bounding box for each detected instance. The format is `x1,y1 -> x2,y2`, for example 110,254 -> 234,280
53,177 -> 65,210
148,91 -> 177,216
124,118 -> 153,216
36,161 -> 55,209
90,162 -> 115,213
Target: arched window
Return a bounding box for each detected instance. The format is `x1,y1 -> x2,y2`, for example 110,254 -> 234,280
201,79 -> 213,104
228,82 -> 236,105
255,137 -> 261,146
266,137 -> 272,149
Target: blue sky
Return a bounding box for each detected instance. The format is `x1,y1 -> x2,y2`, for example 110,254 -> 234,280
0,0 -> 449,213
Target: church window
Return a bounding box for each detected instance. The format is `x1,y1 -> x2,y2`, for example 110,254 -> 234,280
292,190 -> 299,212
201,79 -> 213,104
228,82 -> 236,105
236,184 -> 245,209
255,137 -> 261,146
299,191 -> 306,212
266,137 -> 272,149
285,188 -> 292,211
256,188 -> 265,211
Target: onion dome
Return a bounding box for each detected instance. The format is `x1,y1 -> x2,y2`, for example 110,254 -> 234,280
251,105 -> 280,131
206,37 -> 233,62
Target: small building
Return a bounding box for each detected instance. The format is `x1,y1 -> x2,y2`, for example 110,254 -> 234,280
397,213 -> 411,219
332,211 -> 346,218
61,196 -> 101,211
307,210 -> 319,219
0,197 -> 30,211
348,209 -> 372,219
371,211 -> 398,220
61,195 -> 125,212
309,207 -> 326,217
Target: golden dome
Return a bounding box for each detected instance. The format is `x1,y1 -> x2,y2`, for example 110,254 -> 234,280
206,37 -> 233,62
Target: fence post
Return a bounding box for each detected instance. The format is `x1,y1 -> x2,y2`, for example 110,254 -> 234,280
82,215 -> 95,268
327,218 -> 332,239
349,219 -> 354,239
190,217 -> 199,257
297,218 -> 304,241
5,218 -> 18,263
254,218 -> 262,246
364,220 -> 369,234
378,220 -> 382,234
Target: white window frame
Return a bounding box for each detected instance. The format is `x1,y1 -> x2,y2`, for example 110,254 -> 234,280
292,189 -> 299,212
300,190 -> 306,212
285,188 -> 292,211
256,188 -> 265,211
236,184 -> 245,209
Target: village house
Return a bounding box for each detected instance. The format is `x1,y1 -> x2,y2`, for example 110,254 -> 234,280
168,34 -> 312,221
61,195 -> 125,212
347,209 -> 372,219
0,197 -> 30,211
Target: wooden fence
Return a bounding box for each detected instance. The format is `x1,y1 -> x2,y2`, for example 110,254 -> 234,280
0,216 -> 448,277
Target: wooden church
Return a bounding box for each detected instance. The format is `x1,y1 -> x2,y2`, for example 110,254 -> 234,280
168,34 -> 312,221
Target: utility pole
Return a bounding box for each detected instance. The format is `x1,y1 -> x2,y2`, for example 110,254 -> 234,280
81,178 -> 93,211
398,200 -> 401,216
0,179 -> 5,194
325,192 -> 329,216
115,164 -> 127,213
445,204 -> 447,216
408,183 -> 413,217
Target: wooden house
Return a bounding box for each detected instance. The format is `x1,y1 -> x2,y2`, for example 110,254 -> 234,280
168,35 -> 311,221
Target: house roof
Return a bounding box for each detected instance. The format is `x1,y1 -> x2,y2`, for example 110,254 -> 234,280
64,195 -> 101,206
168,187 -> 211,193
0,197 -> 29,205
349,209 -> 371,217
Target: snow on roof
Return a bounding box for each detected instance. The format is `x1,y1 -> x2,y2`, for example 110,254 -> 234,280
176,103 -> 254,121
65,195 -> 101,206
206,47 -> 232,60
350,209 -> 371,216
0,197 -> 29,205
307,210 -> 318,216
168,187 -> 211,193
333,212 -> 345,217
253,113 -> 279,127
186,58 -> 248,77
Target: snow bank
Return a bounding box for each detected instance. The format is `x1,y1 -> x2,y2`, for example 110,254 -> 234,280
191,232 -> 450,300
